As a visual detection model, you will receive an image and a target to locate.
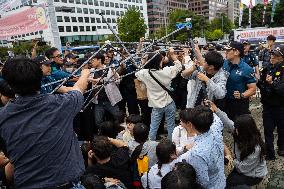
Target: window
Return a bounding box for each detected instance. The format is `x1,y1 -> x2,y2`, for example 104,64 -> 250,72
94,0 -> 98,5
61,0 -> 67,3
101,10 -> 105,15
54,0 -> 59,2
140,6 -> 143,10
92,26 -> 96,31
110,2 -> 114,7
91,17 -> 96,23
111,10 -> 115,15
120,3 -> 123,8
116,11 -> 120,16
88,0 -> 93,5
79,26 -> 84,31
78,17 -> 83,22
97,26 -> 101,29
82,0 -> 87,4
66,26 -> 72,32
105,2 -> 109,7
96,18 -> 101,23
84,17 -> 89,23
89,9 -> 94,14
64,16 -> 70,22
107,18 -> 111,23
106,10 -> 110,15
95,9 -> 99,14
58,26 -> 64,32
103,26 -> 107,29
83,8 -> 88,14
100,1 -> 104,6
57,16 -> 63,22
112,18 -> 116,23
77,7 -> 82,13
55,7 -> 61,12
71,7 -> 75,13
73,26 -> 78,32
69,0 -> 74,2
76,0 -> 80,4
71,17 -> 77,22
86,26 -> 90,31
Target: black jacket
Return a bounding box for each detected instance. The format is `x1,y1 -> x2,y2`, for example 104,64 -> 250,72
257,62 -> 284,106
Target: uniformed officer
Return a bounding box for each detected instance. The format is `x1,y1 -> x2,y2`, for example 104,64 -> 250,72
257,46 -> 284,160
243,40 -> 260,79
223,41 -> 257,120
259,35 -> 276,68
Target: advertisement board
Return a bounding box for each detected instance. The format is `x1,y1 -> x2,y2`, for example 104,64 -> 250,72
0,6 -> 48,40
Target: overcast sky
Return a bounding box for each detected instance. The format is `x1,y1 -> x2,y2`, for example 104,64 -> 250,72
242,0 -> 255,6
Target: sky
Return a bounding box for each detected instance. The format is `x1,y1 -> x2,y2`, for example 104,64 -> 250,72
242,0 -> 255,6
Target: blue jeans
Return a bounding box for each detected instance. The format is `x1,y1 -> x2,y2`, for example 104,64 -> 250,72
149,101 -> 176,140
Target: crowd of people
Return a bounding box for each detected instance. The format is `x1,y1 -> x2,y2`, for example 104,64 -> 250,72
0,34 -> 283,189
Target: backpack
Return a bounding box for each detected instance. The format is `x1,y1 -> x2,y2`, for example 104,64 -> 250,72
131,143 -> 149,189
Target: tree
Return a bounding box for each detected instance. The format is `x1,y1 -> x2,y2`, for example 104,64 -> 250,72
271,0 -> 284,27
209,14 -> 234,34
205,29 -> 224,41
117,8 -> 147,42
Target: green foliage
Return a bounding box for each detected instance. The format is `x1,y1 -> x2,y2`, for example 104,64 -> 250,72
235,2 -> 284,28
117,8 -> 147,42
209,14 -> 234,34
206,29 -> 224,41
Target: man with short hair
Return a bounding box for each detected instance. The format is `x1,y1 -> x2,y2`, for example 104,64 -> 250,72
223,41 -> 256,120
259,35 -> 276,68
0,57 -> 90,188
182,48 -> 227,108
45,47 -> 78,84
243,40 -> 260,79
174,105 -> 233,188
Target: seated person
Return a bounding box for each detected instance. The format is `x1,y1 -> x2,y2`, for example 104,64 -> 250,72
117,114 -> 143,142
128,123 -> 158,168
209,101 -> 268,188
84,136 -> 133,189
161,161 -> 203,189
141,139 -> 177,189
99,121 -> 124,139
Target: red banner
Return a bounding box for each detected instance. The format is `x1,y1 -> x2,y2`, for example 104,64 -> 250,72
0,6 -> 48,40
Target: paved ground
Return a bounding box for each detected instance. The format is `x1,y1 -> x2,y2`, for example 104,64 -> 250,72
224,98 -> 284,189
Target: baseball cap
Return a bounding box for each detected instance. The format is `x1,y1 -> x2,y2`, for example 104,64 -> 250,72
224,41 -> 244,57
267,35 -> 276,41
242,40 -> 250,45
34,55 -> 52,65
65,53 -> 79,59
271,46 -> 284,57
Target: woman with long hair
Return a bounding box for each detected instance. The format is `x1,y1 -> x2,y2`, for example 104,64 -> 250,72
209,101 -> 268,188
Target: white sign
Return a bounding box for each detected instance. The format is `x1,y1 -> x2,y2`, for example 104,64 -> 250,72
234,27 -> 284,42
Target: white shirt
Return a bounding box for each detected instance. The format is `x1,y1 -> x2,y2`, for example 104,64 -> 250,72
141,163 -> 173,189
172,125 -> 196,156
135,61 -> 182,108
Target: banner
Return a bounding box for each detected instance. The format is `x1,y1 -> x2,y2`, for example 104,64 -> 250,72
0,6 -> 48,40
234,27 -> 284,42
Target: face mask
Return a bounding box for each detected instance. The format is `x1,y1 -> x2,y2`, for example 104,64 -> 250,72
65,68 -> 74,73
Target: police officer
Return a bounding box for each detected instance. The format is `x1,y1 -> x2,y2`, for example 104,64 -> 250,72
223,41 -> 257,120
243,40 -> 260,79
257,46 -> 284,160
259,35 -> 276,68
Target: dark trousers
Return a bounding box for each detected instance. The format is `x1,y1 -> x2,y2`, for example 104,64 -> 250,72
226,168 -> 263,188
118,92 -> 139,115
263,105 -> 284,157
224,98 -> 250,121
137,99 -> 151,127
